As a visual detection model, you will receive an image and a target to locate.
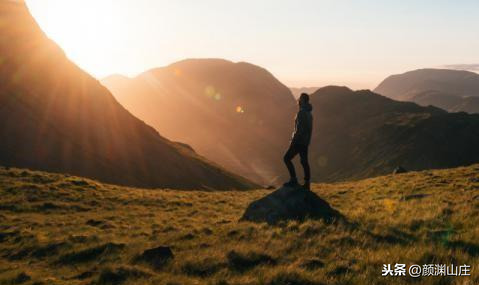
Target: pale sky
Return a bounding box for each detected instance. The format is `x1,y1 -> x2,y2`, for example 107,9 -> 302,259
26,0 -> 479,89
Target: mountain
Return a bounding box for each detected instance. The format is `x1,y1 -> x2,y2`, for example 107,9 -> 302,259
104,61 -> 479,185
0,1 -> 256,190
2,164 -> 479,284
102,59 -> 296,185
409,90 -> 479,113
307,86 -> 479,182
374,68 -> 479,113
289,87 -> 320,99
375,68 -> 479,100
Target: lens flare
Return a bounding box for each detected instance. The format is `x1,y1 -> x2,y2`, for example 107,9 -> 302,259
317,156 -> 328,167
204,86 -> 222,101
205,85 -> 215,98
174,68 -> 182,76
236,106 -> 245,113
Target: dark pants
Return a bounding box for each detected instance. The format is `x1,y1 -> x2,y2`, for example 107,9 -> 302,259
283,143 -> 310,181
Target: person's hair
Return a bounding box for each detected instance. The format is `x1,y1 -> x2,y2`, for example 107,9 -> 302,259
299,93 -> 310,103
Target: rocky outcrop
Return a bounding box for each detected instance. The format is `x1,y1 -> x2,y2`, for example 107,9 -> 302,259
393,166 -> 408,175
135,246 -> 174,269
240,186 -> 342,225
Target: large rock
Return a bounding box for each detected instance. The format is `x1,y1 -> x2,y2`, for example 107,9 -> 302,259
135,246 -> 174,269
393,166 -> 408,175
240,186 -> 342,225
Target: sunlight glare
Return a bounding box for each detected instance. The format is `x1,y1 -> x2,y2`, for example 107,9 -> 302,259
26,0 -> 129,77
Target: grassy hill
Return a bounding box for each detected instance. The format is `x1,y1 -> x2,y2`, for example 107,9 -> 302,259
1,165 -> 478,284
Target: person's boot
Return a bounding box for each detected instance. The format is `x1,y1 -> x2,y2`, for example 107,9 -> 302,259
302,180 -> 311,191
283,177 -> 299,187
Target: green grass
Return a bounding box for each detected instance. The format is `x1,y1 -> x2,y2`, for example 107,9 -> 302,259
0,165 -> 479,284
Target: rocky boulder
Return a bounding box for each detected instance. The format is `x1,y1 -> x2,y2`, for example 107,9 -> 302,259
240,186 -> 342,225
393,166 -> 408,175
135,246 -> 174,269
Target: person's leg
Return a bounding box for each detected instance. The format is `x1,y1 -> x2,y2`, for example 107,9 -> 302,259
283,144 -> 299,184
299,145 -> 311,189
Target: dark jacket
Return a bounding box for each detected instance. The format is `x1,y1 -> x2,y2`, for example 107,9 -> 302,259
291,103 -> 313,146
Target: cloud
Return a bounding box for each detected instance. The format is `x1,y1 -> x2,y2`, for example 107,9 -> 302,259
444,64 -> 479,71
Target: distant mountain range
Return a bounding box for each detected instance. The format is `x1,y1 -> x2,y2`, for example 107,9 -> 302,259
0,2 -> 256,190
409,90 -> 479,113
5,1 -> 479,188
375,69 -> 479,113
102,59 -> 295,185
289,87 -> 320,99
307,86 -> 479,181
104,58 -> 479,184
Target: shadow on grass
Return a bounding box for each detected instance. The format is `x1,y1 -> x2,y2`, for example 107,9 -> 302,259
57,242 -> 125,265
445,240 -> 479,257
368,228 -> 418,246
227,250 -> 276,272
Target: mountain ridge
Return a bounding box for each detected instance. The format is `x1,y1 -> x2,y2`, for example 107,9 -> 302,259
307,86 -> 479,181
102,58 -> 296,185
375,68 -> 479,100
0,1 -> 257,190
374,68 -> 479,113
104,73 -> 479,185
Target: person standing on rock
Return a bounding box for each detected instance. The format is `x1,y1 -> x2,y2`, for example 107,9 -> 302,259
283,93 -> 313,190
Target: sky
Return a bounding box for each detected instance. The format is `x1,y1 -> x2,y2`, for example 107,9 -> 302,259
26,0 -> 479,89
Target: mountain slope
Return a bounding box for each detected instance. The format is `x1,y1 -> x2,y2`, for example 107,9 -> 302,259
0,2 -> 256,190
102,59 -> 296,185
409,90 -> 479,114
375,68 -> 479,101
409,90 -> 464,110
374,69 -> 479,113
308,86 -> 479,182
1,165 -> 478,284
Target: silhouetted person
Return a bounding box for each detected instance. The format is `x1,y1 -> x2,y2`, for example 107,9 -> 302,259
283,93 -> 313,190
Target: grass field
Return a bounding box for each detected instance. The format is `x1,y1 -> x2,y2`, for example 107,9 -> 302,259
1,165 -> 478,284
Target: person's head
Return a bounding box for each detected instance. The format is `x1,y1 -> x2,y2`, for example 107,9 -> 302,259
298,93 -> 310,106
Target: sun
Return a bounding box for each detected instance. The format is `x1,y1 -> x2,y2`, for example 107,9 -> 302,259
25,0 -> 127,78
